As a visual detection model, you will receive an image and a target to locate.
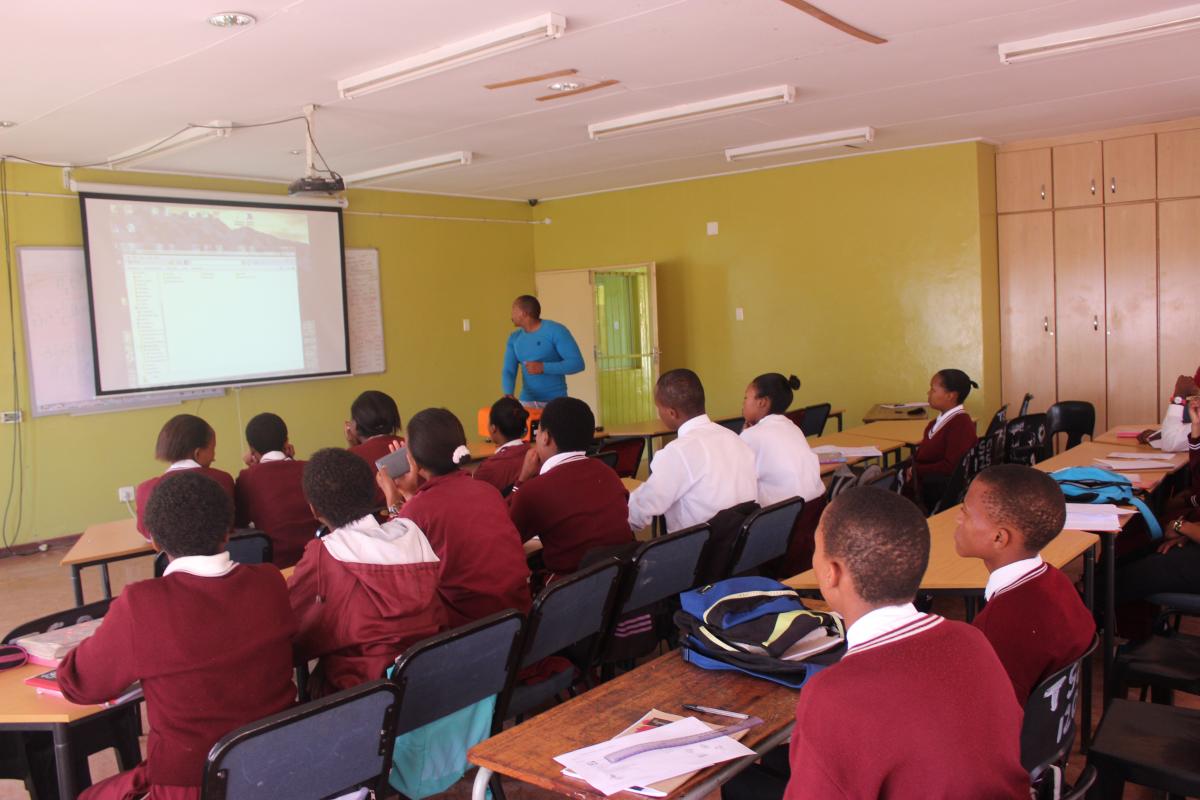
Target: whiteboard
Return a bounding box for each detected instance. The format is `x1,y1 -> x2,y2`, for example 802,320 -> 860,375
17,247 -> 386,417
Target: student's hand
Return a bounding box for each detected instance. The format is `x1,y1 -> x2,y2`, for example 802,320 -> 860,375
742,418 -> 755,430
344,420 -> 360,446
284,442 -> 296,459
525,361 -> 544,375
376,469 -> 405,510
242,449 -> 257,467
1136,429 -> 1158,444
1158,536 -> 1187,554
517,448 -> 543,484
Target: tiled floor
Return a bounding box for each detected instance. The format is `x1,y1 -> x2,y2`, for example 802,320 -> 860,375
0,542 -> 1194,799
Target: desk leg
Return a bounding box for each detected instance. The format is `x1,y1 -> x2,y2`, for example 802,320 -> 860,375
835,412 -> 843,432
1081,544 -> 1095,751
1102,531 -> 1115,706
70,566 -> 84,608
52,724 -> 78,800
471,767 -> 493,800
101,564 -> 112,599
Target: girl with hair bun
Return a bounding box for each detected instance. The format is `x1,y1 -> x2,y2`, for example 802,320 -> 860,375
911,368 -> 980,510
376,408 -> 531,627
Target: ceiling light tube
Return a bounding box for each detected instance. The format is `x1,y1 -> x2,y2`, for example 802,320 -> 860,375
107,121 -> 233,168
999,4 -> 1200,64
343,151 -> 473,185
588,85 -> 795,140
339,13 -> 566,98
724,127 -> 875,162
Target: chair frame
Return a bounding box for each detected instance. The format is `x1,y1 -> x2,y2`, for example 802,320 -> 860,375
726,497 -> 804,578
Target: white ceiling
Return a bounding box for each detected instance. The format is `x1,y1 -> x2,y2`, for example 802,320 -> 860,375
2,0 -> 1199,200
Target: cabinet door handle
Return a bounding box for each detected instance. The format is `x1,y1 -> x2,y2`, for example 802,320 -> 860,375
1093,315 -> 1099,331
1090,179 -> 1096,195
1043,316 -> 1049,332
1110,177 -> 1117,194
1040,184 -> 1046,200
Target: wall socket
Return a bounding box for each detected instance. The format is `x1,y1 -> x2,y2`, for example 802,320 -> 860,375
0,410 -> 21,424
117,486 -> 135,503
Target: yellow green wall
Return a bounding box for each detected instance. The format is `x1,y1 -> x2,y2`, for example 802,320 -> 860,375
533,141 -> 1001,426
0,163 -> 534,544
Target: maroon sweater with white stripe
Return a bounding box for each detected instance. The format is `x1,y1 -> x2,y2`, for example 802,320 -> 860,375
235,459 -> 316,568
785,615 -> 1028,799
473,442 -> 529,494
136,467 -> 236,540
914,413 -> 977,478
973,562 -> 1095,703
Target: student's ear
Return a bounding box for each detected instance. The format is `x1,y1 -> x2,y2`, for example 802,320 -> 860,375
283,441 -> 295,459
308,503 -> 329,529
992,526 -> 1014,551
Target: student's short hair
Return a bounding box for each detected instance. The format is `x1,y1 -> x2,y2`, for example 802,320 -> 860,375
934,369 -> 978,404
489,397 -> 530,441
974,464 -> 1066,553
407,408 -> 469,476
155,414 -> 215,462
144,472 -> 233,558
350,390 -> 401,438
751,373 -> 801,415
513,295 -> 541,319
656,369 -> 706,417
245,412 -> 288,455
539,397 -> 595,453
821,487 -> 930,605
302,448 -> 378,529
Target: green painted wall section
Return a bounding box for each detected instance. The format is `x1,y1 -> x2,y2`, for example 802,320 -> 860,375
0,163 -> 534,544
532,141 -> 1001,427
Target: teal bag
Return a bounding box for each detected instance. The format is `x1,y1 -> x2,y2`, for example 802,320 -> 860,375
1050,466 -> 1163,540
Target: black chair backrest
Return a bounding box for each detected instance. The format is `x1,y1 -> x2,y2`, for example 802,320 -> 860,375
589,450 -> 620,472
598,437 -> 646,479
800,403 -> 831,437
4,599 -> 111,643
985,404 -> 1009,437
1017,392 -> 1034,418
622,524 -> 711,612
1020,637 -> 1097,776
202,679 -> 401,800
1004,413 -> 1052,465
391,609 -> 524,735
727,497 -> 804,577
154,530 -> 274,578
717,417 -> 745,435
519,560 -> 623,668
1046,401 -> 1096,450
930,433 -> 999,514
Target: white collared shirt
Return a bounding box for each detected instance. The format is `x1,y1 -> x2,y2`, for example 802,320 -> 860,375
163,551 -> 237,578
627,414 -> 758,532
740,414 -> 825,506
495,439 -> 526,453
539,451 -> 588,476
166,459 -> 202,472
845,602 -> 942,656
257,451 -> 290,463
1154,403 -> 1191,453
927,405 -> 966,439
984,554 -> 1045,601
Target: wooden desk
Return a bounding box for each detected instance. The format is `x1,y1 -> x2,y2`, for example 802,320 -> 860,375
1034,441 -> 1186,493
841,419 -> 932,447
862,404 -> 930,423
60,518 -> 154,607
1093,424 -> 1159,446
0,661 -> 142,799
468,651 -> 798,800
808,432 -> 904,473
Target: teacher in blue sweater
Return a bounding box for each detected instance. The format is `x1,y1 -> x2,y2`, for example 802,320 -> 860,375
502,295 -> 584,405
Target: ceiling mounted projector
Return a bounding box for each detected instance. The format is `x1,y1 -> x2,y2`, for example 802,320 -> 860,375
287,175 -> 346,195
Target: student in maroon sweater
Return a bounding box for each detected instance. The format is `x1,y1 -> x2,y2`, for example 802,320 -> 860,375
289,448 -> 445,697
59,472 -> 296,800
378,408 -> 531,627
955,464 -> 1095,702
508,396 -> 631,580
135,414 -> 236,540
473,396 -> 530,495
345,390 -> 405,507
234,412 -> 315,568
909,369 -> 979,511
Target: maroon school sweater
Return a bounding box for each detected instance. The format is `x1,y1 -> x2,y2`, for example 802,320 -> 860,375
473,442 -> 529,493
351,435 -> 404,506
135,467 -> 236,540
235,459 -> 316,568
914,413 -> 978,478
973,562 -> 1096,703
400,470 -> 532,627
57,563 -> 297,789
785,616 -> 1028,800
508,457 -> 632,575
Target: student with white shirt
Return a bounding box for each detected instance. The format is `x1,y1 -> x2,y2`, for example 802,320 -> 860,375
627,369 -> 758,533
1137,368 -> 1200,452
134,413 -> 236,540
909,369 -> 979,511
954,465 -> 1095,703
740,373 -> 824,505
234,412 -> 315,568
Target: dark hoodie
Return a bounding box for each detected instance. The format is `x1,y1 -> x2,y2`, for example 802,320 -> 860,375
289,514 -> 446,697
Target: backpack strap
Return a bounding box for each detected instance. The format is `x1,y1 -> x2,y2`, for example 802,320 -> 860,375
1127,496 -> 1164,540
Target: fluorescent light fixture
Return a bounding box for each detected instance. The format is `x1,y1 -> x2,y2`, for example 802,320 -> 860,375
724,127 -> 875,162
339,13 -> 566,98
588,85 -> 795,140
343,151 -> 473,185
107,122 -> 233,168
999,4 -> 1200,64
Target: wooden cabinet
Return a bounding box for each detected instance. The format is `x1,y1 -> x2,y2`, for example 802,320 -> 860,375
1052,142 -> 1101,207
998,213 -> 1057,414
1157,129 -> 1200,199
997,149 -> 1052,213
1054,208 -> 1107,429
1105,204 -> 1158,426
1103,135 -> 1156,203
1159,199 -> 1200,416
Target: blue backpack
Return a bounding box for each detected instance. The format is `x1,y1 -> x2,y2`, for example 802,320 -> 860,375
1049,466 -> 1162,540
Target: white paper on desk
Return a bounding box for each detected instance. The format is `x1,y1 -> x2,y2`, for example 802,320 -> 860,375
1066,503 -> 1134,516
554,717 -> 755,796
1095,458 -> 1176,471
812,445 -> 884,458
1104,451 -> 1176,461
880,402 -> 929,409
1064,511 -> 1121,532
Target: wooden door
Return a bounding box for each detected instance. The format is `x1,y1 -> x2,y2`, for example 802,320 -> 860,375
534,270 -> 599,417
1105,204 -> 1158,426
1159,199 -> 1200,417
1157,129 -> 1200,199
998,212 -> 1057,414
997,149 -> 1052,213
1053,142 -> 1101,208
1103,135 -> 1156,203
1054,208 -> 1107,429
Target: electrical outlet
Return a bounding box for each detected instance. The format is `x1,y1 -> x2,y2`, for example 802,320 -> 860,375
706,221 -> 719,236
462,319 -> 471,332
735,307 -> 744,321
0,410 -> 21,424
117,486 -> 135,503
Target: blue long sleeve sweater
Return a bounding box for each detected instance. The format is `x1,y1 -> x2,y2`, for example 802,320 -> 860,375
501,319 -> 584,402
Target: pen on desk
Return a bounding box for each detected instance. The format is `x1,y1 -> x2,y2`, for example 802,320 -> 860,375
682,704 -> 749,720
